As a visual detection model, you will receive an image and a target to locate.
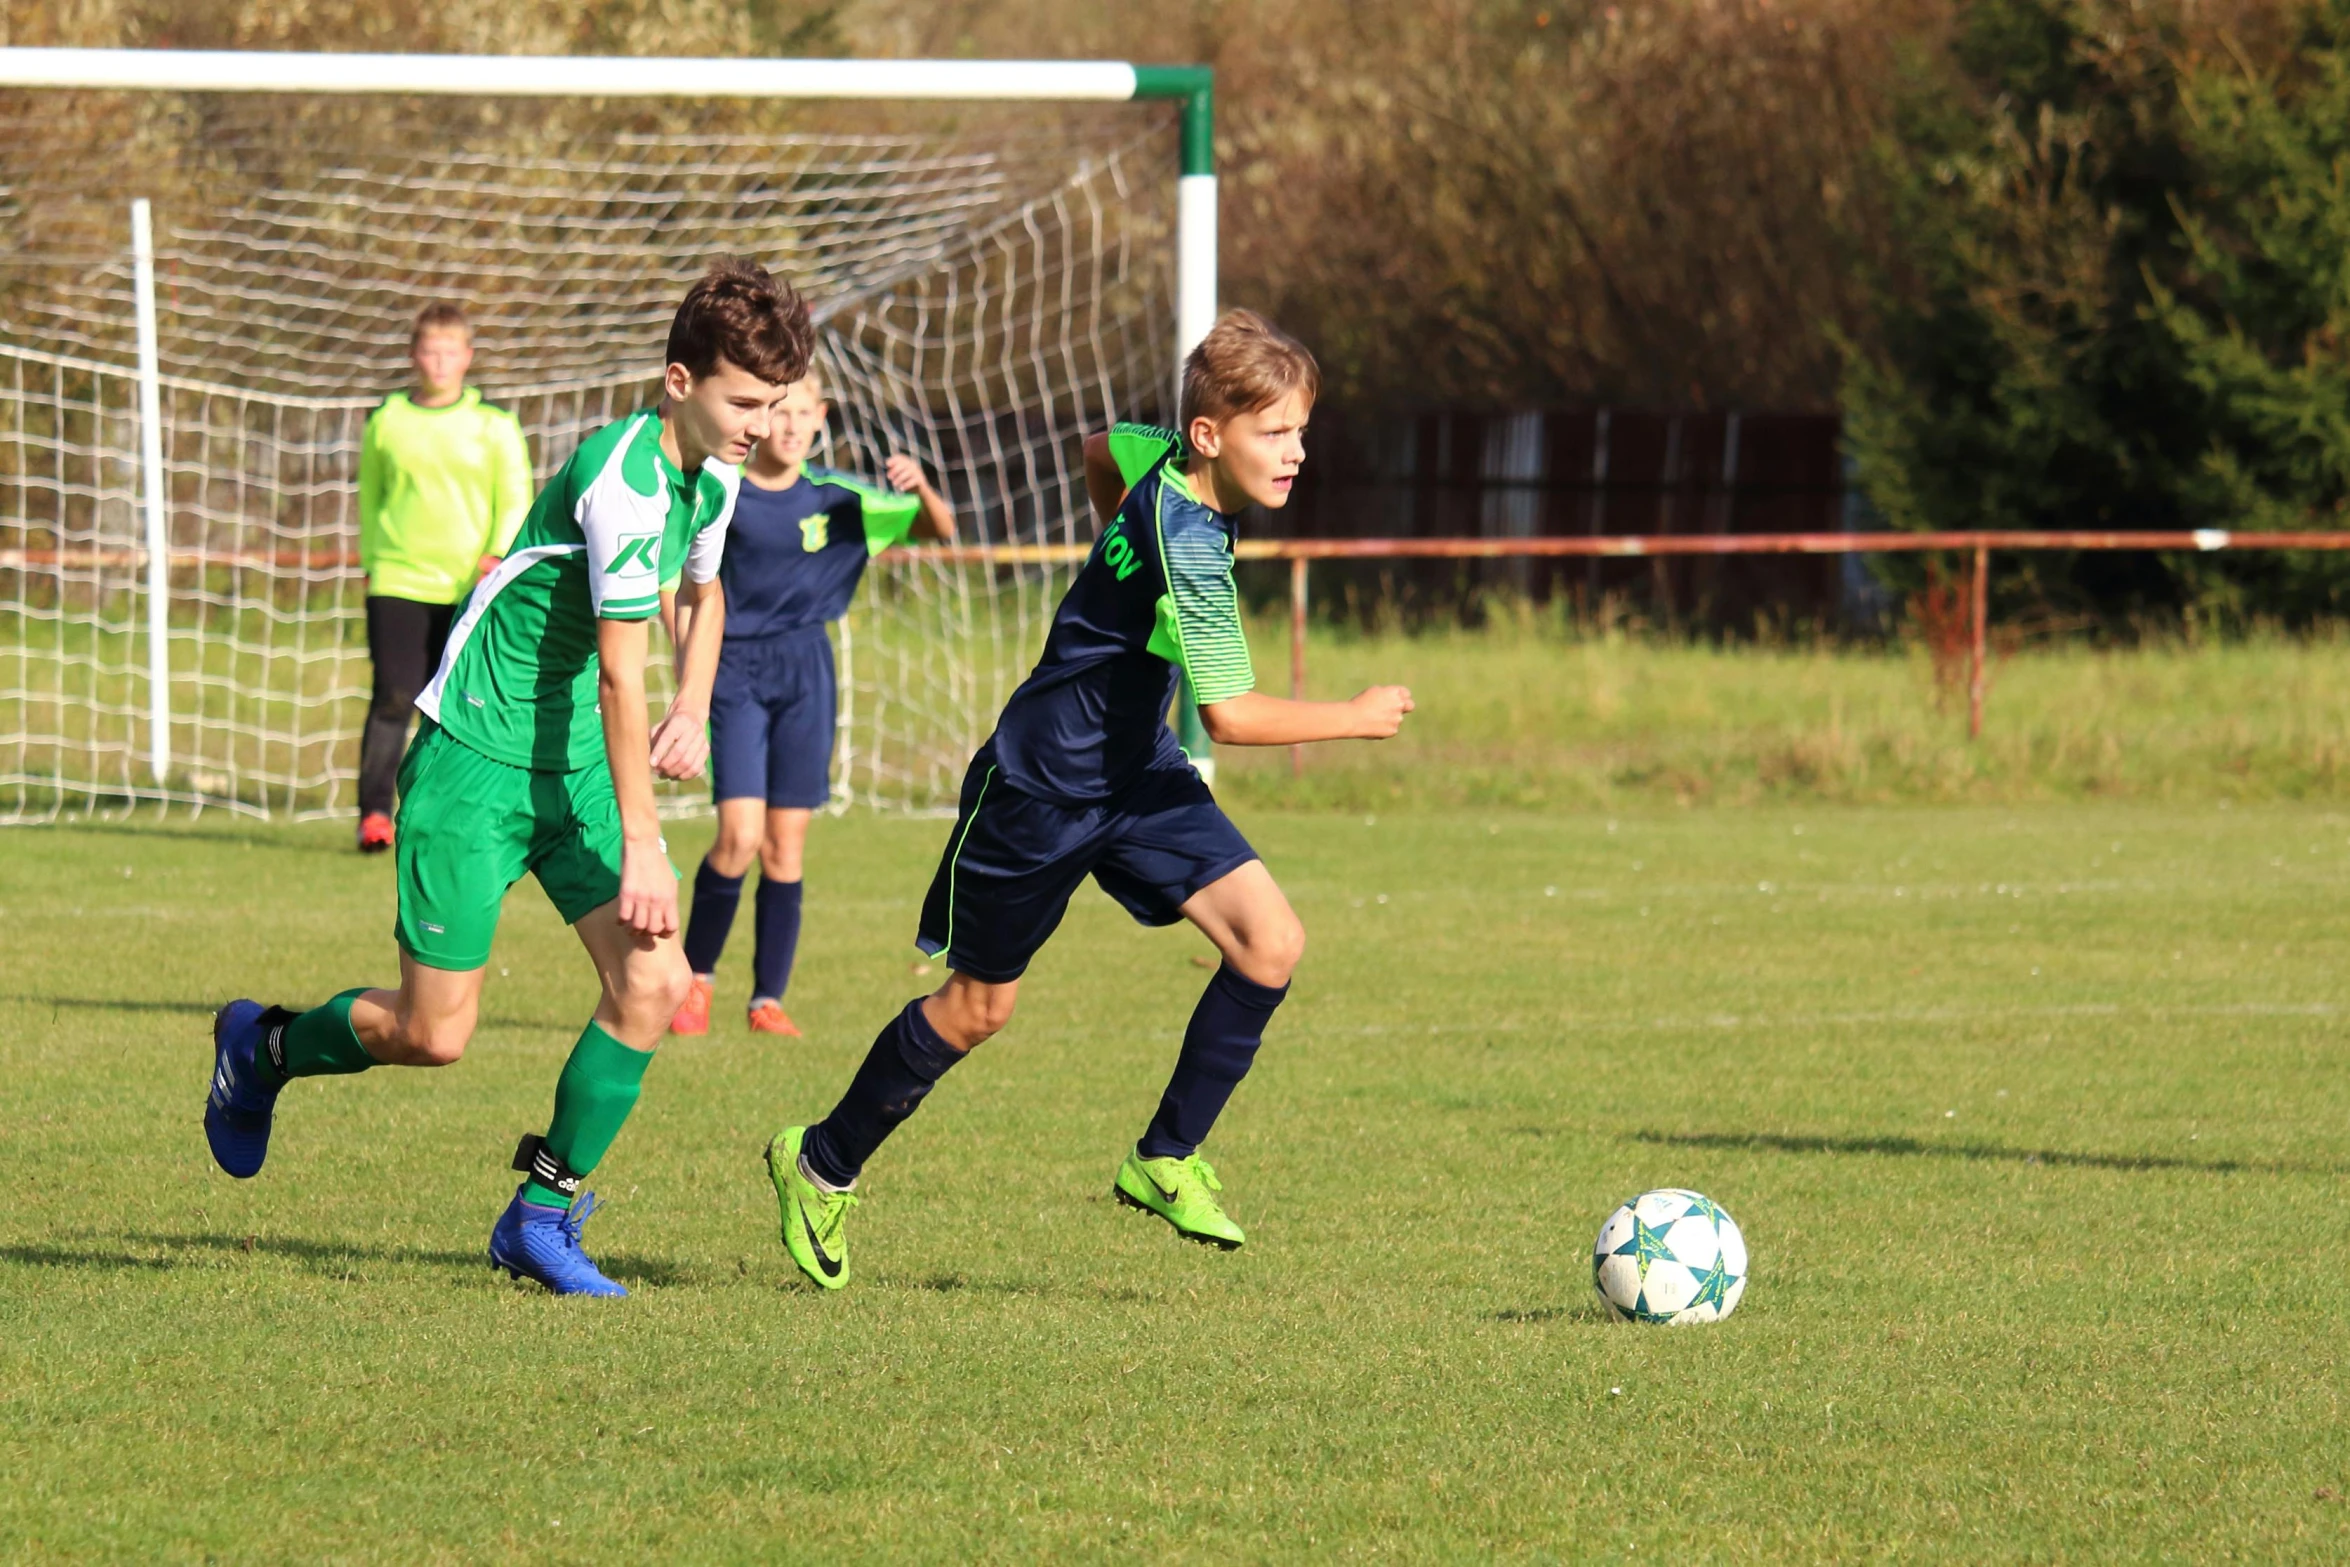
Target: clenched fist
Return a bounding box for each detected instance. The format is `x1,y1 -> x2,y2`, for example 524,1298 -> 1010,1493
1348,685 -> 1415,739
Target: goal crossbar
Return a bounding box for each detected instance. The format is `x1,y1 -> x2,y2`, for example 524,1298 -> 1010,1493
0,47 -> 1191,111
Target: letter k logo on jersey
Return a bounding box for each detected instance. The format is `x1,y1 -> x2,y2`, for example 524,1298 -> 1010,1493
608,534 -> 661,574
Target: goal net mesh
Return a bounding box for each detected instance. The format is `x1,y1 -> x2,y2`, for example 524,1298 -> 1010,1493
0,90 -> 1175,822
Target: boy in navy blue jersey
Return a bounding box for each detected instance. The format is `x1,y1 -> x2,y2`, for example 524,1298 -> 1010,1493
764,310 -> 1415,1287
663,370 -> 955,1037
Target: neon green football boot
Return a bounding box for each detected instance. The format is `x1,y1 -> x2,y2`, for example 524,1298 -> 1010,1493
1113,1147 -> 1246,1249
766,1126 -> 857,1291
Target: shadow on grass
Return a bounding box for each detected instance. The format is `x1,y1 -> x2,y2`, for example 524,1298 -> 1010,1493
2,995 -> 586,1035
1493,1303 -> 1614,1325
1635,1129 -> 2342,1177
0,1231 -> 479,1274
2,1230 -> 683,1287
895,1272 -> 1050,1297
27,821 -> 351,855
7,995 -> 220,1017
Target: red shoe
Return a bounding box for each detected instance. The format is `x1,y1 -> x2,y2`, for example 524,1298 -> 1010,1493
747,999 -> 801,1037
670,975 -> 713,1036
357,812 -> 394,854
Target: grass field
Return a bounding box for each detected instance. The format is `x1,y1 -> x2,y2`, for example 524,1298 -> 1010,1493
7,797 -> 2350,1559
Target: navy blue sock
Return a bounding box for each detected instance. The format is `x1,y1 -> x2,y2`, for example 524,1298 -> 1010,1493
803,999 -> 966,1187
752,877 -> 803,1002
682,859 -> 743,977
1137,964 -> 1289,1160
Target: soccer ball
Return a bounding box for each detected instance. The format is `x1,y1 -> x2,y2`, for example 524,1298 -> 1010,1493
1591,1188 -> 1748,1325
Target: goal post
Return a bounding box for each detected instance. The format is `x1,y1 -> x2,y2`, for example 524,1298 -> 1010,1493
0,48 -> 1217,821
129,197 -> 170,786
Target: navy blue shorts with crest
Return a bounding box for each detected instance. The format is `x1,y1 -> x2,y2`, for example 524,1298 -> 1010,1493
916,742 -> 1258,983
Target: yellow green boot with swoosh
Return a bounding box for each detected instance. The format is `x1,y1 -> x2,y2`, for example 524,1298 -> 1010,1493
1114,1146 -> 1245,1249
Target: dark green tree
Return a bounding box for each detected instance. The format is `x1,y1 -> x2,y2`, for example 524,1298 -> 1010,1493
1847,0 -> 2350,620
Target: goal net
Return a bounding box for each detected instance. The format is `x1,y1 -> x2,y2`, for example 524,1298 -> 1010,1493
0,78 -> 1177,822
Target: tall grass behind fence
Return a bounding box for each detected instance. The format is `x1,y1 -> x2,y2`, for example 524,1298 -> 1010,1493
1213,610 -> 2350,811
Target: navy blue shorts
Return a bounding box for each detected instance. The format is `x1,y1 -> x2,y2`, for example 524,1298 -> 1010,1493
708,627 -> 836,809
915,744 -> 1259,983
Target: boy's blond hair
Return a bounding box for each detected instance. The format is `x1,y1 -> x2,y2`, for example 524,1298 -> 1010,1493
410,301 -> 471,346
1178,308 -> 1320,432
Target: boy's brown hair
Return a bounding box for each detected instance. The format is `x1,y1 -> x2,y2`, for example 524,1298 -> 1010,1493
667,258 -> 815,387
1178,308 -> 1321,431
411,302 -> 470,345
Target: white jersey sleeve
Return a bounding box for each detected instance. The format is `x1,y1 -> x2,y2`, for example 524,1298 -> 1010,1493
682,461 -> 741,586
574,450 -> 668,621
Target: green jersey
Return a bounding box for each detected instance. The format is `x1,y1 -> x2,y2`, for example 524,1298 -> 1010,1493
417,409 -> 740,772
356,386 -> 534,605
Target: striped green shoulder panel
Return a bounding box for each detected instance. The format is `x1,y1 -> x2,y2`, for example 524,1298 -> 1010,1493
1150,496 -> 1254,705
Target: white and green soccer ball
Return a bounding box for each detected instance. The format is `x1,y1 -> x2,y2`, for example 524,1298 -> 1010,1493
1592,1188 -> 1748,1325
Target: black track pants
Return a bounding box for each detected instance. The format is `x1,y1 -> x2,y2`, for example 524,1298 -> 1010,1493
359,594 -> 456,817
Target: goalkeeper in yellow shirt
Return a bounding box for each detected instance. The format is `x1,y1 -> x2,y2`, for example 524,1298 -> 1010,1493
353,303 -> 534,852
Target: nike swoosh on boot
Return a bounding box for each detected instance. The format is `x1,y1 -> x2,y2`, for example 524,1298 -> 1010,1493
798,1200 -> 843,1278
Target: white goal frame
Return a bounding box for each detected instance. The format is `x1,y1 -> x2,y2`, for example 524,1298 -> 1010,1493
0,46 -> 1219,792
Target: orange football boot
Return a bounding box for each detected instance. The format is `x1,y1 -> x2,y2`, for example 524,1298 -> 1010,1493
747,999 -> 802,1037
670,974 -> 714,1036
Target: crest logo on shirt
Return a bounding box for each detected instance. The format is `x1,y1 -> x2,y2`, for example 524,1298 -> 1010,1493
609,534 -> 661,574
801,515 -> 830,553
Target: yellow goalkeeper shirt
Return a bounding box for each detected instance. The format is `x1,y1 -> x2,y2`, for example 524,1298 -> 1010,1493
356,386 -> 534,605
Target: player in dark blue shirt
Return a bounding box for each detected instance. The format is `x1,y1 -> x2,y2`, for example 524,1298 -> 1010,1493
761,311 -> 1416,1289
981,415 -> 1259,800
662,370 -> 953,1038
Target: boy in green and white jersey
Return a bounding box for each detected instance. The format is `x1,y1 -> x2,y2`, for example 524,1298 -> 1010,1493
206,261 -> 816,1297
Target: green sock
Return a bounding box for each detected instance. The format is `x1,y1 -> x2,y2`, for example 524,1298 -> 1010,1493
523,1022 -> 654,1208
263,989 -> 377,1085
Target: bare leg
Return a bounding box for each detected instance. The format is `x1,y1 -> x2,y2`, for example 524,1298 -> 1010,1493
347,956 -> 487,1066
573,896 -> 695,1051
921,970 -> 1020,1052
704,797 -> 768,881
1178,859 -> 1306,988
758,806 -> 812,881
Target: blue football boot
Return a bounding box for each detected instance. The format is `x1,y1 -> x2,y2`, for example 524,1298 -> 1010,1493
488,1186 -> 629,1298
205,999 -> 291,1179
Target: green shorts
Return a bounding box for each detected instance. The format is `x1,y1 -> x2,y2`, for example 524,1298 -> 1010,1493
392,721 -> 626,971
